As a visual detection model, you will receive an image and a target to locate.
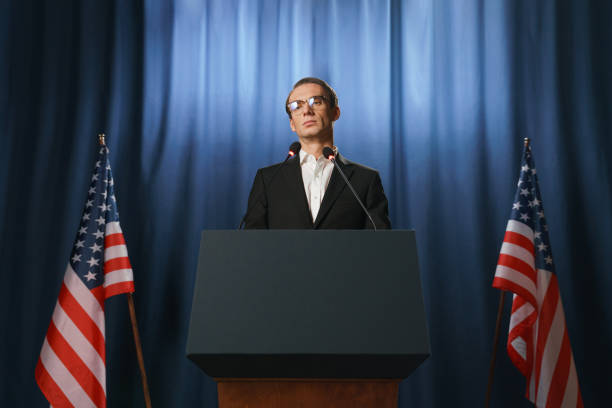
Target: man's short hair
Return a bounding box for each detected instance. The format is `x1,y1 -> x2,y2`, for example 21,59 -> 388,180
285,77 -> 338,117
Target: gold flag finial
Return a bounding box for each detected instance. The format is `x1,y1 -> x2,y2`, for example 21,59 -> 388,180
524,137 -> 530,147
98,133 -> 106,146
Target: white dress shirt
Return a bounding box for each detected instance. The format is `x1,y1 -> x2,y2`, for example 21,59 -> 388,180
299,149 -> 334,221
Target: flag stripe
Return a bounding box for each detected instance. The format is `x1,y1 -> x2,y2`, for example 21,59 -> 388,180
104,245 -> 128,261
104,269 -> 134,287
497,254 -> 536,283
35,360 -> 74,408
105,281 -> 135,298
536,289 -> 565,407
46,321 -> 106,407
509,336 -> 528,363
534,275 -> 561,398
546,327 -> 572,408
64,265 -> 104,333
493,266 -> 537,304
509,317 -> 536,354
500,241 -> 535,268
506,219 -> 534,241
535,268 -> 553,308
511,295 -> 527,312
105,221 -> 123,234
104,257 -> 131,274
104,233 -> 125,248
492,278 -> 538,310
90,286 -> 106,309
39,338 -> 97,408
560,356 -> 579,408
52,303 -> 106,391
57,284 -> 106,360
509,302 -> 535,333
503,230 -> 535,253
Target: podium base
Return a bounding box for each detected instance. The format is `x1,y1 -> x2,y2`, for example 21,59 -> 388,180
216,378 -> 401,408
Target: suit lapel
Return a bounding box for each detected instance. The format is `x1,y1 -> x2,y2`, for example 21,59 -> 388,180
284,155 -> 314,225
313,154 -> 354,228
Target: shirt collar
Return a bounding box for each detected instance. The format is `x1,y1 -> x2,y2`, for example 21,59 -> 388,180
299,149 -> 320,165
299,146 -> 339,164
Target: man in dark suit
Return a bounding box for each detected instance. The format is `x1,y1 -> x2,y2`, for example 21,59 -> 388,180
244,77 -> 391,229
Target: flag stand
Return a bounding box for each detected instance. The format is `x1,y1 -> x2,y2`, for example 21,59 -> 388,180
484,290 -> 506,408
485,137 -> 530,407
98,134 -> 152,408
127,292 -> 153,408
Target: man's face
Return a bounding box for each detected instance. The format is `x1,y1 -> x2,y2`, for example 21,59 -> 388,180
288,83 -> 340,139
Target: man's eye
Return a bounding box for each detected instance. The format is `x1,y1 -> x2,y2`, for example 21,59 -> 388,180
310,97 -> 324,105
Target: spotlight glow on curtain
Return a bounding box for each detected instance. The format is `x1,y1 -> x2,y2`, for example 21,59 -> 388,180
2,0 -> 611,407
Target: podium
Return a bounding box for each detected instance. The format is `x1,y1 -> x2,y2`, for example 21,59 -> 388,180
187,230 -> 430,407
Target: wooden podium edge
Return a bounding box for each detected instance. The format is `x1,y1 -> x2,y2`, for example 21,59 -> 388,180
215,378 -> 402,408
215,377 -> 403,382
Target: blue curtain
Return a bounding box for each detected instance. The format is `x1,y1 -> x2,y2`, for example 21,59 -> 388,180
2,0 -> 610,406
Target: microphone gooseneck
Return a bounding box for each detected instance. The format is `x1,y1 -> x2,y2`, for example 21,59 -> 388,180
323,147 -> 377,231
238,142 -> 301,229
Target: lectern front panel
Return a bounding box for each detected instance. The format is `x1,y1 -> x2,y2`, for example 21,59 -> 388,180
186,230 -> 429,378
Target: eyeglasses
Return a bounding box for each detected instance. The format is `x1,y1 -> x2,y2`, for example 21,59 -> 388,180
287,95 -> 328,114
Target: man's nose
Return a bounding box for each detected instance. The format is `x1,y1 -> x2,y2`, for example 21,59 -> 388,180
302,104 -> 314,115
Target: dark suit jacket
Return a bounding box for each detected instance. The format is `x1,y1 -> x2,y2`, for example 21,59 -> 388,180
244,153 -> 391,229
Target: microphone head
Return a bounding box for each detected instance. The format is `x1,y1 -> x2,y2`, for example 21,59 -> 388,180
288,141 -> 301,157
323,146 -> 335,160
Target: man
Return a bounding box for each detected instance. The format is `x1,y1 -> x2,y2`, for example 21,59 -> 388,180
243,77 -> 391,229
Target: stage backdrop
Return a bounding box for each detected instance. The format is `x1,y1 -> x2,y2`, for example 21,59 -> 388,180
2,0 -> 611,406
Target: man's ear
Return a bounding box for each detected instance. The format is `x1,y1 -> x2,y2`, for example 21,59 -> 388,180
332,106 -> 341,121
290,117 -> 296,132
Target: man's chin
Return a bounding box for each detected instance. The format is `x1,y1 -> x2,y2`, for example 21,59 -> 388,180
298,130 -> 323,139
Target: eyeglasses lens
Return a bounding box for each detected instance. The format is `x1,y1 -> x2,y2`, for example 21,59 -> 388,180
289,101 -> 301,112
308,96 -> 324,107
289,96 -> 326,113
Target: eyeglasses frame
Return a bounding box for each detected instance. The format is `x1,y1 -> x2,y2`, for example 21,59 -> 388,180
286,95 -> 330,115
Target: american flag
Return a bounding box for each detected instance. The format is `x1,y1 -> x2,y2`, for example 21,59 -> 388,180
35,145 -> 135,408
492,143 -> 583,407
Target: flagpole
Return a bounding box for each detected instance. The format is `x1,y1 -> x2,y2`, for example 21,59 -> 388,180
484,137 -> 530,408
127,293 -> 153,408
98,134 -> 153,408
485,290 -> 506,408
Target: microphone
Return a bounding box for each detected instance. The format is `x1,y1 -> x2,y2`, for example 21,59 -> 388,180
238,142 -> 301,229
323,147 -> 377,231
287,141 -> 301,158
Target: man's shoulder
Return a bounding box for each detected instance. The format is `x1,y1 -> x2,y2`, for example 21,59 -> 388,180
258,160 -> 288,175
255,154 -> 381,176
339,155 -> 380,175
